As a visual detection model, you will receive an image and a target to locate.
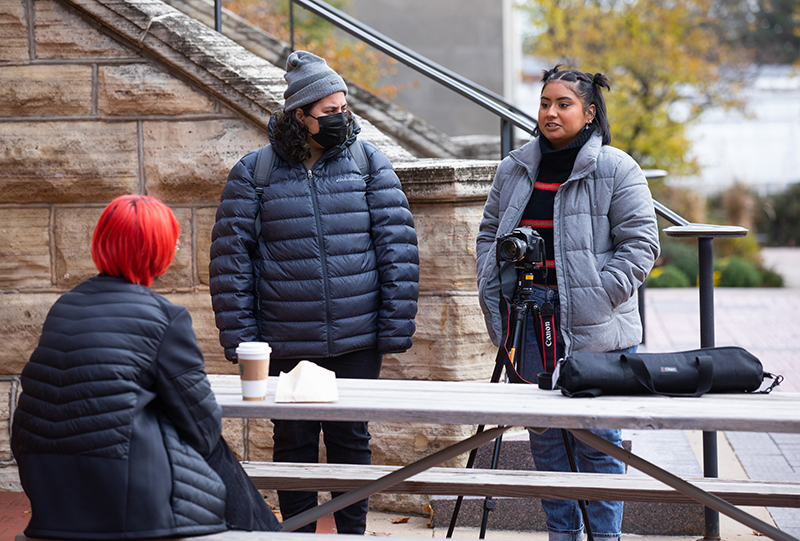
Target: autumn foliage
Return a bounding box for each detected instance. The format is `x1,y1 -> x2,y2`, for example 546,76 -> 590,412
222,0 -> 405,101
521,0 -> 749,177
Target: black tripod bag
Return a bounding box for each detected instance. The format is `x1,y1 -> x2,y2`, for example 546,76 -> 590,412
555,346 -> 782,398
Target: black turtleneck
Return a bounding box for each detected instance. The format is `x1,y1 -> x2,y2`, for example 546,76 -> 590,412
519,125 -> 594,287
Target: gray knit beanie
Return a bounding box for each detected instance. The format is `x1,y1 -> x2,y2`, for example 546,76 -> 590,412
283,50 -> 348,112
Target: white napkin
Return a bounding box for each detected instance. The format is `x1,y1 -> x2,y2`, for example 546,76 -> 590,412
274,360 -> 339,403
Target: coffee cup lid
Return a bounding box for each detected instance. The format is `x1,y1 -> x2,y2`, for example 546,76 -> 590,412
236,342 -> 272,355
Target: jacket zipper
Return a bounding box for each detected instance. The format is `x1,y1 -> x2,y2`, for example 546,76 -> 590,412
307,168 -> 334,355
507,168 -> 537,236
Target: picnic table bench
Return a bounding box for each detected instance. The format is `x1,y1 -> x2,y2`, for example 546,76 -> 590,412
241,461 -> 800,508
209,375 -> 800,541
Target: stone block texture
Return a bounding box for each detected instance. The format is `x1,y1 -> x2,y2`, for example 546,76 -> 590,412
0,0 -> 29,62
0,122 -> 141,204
98,64 -> 218,116
53,206 -> 103,289
195,207 -> 216,285
0,293 -> 61,376
0,65 -> 93,117
34,0 -> 135,59
0,208 -> 52,289
0,381 -> 13,462
143,119 -> 269,203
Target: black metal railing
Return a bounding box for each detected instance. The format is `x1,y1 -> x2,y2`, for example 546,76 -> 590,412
213,0 -> 536,155
287,0 -> 538,156
211,2 -> 749,538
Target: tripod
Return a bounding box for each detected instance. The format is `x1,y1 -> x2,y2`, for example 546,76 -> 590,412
446,265 -> 594,540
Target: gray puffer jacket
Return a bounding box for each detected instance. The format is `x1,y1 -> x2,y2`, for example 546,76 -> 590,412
12,276 -> 226,540
210,119 -> 419,362
476,132 -> 660,354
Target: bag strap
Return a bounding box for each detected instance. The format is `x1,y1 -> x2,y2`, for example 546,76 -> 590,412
622,353 -> 714,397
252,143 -> 276,239
348,139 -> 371,181
758,372 -> 784,394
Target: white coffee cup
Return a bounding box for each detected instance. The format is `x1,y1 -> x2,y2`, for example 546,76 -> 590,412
236,342 -> 271,401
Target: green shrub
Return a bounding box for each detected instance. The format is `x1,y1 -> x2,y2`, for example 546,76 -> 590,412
718,257 -> 762,287
657,239 -> 698,284
760,267 -> 785,288
754,182 -> 800,247
647,265 -> 692,288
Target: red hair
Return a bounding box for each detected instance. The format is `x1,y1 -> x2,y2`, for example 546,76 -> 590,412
91,195 -> 180,287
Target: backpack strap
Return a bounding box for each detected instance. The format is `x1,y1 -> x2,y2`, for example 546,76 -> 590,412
348,140 -> 371,181
252,144 -> 275,238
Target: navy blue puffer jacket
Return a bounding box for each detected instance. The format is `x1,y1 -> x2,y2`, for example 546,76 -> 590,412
210,119 -> 419,362
12,276 -> 226,540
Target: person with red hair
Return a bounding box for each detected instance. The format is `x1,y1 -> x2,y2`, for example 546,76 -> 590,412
91,194 -> 181,287
12,195 -> 280,539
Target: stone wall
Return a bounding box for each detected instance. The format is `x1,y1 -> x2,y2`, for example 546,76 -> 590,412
0,0 -> 500,514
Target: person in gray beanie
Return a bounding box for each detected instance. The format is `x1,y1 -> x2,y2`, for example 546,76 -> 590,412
282,50 -> 348,112
210,50 -> 419,535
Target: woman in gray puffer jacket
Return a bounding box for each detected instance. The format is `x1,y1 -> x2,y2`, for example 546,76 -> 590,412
210,51 -> 419,535
12,195 -> 280,539
476,67 -> 659,541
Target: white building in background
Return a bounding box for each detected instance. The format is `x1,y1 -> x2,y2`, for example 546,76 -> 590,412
677,65 -> 800,196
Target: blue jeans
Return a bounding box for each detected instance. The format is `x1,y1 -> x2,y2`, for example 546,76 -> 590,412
521,286 -> 635,541
270,349 -> 382,534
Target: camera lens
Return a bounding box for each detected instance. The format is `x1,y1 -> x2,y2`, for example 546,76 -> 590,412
498,237 -> 526,262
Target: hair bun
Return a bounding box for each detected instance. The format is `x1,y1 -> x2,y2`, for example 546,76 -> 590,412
592,72 -> 610,90
541,64 -> 562,83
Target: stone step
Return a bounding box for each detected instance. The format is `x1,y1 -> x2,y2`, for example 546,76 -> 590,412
430,429 -> 704,535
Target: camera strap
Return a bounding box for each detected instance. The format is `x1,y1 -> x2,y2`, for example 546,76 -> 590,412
532,299 -> 558,373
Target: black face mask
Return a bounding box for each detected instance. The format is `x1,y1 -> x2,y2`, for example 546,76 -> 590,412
308,111 -> 349,149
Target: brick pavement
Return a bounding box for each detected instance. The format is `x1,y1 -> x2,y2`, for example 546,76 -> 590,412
643,287 -> 800,536
643,287 -> 800,392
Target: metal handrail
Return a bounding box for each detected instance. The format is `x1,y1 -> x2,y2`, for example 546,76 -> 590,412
290,0 -> 538,129
285,0 -> 536,155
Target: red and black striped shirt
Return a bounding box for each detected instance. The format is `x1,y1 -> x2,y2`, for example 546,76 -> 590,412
519,127 -> 594,286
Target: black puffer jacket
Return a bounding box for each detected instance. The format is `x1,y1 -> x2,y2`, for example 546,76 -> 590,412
12,276 -> 226,540
210,119 -> 419,362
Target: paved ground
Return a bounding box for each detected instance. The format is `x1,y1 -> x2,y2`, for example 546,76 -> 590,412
642,287 -> 800,393
641,285 -> 800,538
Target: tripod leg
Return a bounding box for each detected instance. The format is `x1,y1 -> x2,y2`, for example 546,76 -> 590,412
445,352 -> 506,538
479,305 -> 527,538
479,433 -> 504,538
561,429 -> 594,541
448,298 -> 531,537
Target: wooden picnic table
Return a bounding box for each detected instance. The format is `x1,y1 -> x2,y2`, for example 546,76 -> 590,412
210,375 -> 800,541
211,375 -> 799,433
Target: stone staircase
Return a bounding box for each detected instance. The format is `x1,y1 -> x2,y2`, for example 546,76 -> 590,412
159,0 -> 504,160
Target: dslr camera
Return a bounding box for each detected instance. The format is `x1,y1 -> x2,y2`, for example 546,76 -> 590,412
496,226 -> 545,267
